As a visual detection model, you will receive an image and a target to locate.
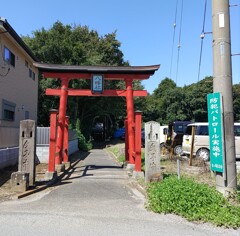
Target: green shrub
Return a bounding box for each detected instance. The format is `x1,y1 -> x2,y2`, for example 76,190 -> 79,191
75,119 -> 92,152
147,175 -> 240,228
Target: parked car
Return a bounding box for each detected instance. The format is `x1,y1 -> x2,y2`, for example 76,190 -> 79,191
182,122 -> 240,161
160,125 -> 168,148
164,121 -> 192,155
141,125 -> 168,148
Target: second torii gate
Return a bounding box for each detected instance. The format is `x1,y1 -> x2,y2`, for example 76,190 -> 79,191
34,63 -> 160,171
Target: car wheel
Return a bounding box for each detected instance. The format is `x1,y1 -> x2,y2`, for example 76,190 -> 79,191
196,148 -> 210,161
174,145 -> 183,155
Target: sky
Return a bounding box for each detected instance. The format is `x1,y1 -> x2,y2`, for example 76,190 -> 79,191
1,0 -> 240,94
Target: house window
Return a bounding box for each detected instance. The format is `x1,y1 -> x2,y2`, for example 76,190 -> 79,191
2,99 -> 16,121
4,47 -> 15,67
25,60 -> 28,67
29,68 -> 32,78
32,72 -> 35,81
25,111 -> 29,119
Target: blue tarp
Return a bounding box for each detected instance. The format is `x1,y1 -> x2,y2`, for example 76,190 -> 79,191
113,128 -> 125,138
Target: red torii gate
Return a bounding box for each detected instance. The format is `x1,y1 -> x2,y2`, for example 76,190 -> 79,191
34,63 -> 160,174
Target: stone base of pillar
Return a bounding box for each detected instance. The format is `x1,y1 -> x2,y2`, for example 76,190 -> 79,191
132,171 -> 144,180
125,163 -> 135,177
126,163 -> 135,170
10,172 -> 29,192
44,171 -> 57,181
55,164 -> 65,173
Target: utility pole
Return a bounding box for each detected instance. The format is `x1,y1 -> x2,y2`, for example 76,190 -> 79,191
212,0 -> 237,194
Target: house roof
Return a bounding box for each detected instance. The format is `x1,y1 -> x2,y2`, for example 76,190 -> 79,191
0,17 -> 38,62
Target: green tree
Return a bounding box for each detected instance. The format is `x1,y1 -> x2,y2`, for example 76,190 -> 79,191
23,21 -> 131,136
144,78 -> 178,124
184,76 -> 213,121
144,76 -> 213,124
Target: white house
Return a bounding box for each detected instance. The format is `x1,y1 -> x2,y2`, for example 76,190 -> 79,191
0,17 -> 38,168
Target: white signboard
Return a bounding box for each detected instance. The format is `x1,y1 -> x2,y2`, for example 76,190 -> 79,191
92,74 -> 104,93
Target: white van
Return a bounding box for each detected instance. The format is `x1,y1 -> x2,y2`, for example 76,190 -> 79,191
182,122 -> 240,161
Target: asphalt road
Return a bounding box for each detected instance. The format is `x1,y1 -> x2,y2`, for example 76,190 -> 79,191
0,149 -> 239,236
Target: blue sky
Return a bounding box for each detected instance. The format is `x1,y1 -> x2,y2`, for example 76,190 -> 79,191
1,0 -> 240,93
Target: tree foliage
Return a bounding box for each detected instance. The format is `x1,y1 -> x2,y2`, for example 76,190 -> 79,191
144,76 -> 213,125
143,76 -> 240,125
23,21 -> 240,135
23,21 -> 130,136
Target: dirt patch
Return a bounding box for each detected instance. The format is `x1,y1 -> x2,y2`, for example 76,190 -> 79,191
106,141 -> 215,187
160,154 -> 215,187
0,150 -> 88,203
0,163 -> 50,202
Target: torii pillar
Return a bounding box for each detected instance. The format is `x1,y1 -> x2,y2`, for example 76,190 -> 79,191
55,78 -> 69,172
125,79 -> 135,164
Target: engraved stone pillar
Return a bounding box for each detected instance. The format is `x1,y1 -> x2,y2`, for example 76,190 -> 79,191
145,121 -> 161,183
18,120 -> 36,186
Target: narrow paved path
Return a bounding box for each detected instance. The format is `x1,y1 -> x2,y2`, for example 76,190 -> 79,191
0,149 -> 238,236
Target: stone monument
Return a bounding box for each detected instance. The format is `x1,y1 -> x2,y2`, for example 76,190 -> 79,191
11,120 -> 36,191
144,121 -> 161,183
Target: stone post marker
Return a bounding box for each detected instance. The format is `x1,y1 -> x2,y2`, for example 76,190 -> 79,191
11,120 -> 36,191
18,120 -> 36,186
145,121 -> 161,183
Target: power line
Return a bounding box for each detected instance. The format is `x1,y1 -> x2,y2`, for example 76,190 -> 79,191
197,0 -> 208,83
175,0 -> 184,86
169,0 -> 179,79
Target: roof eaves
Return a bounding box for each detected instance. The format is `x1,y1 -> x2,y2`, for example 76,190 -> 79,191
0,17 -> 39,62
33,63 -> 160,75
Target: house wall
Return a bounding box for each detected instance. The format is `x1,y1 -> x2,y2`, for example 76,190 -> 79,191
0,139 -> 79,169
0,31 -> 38,148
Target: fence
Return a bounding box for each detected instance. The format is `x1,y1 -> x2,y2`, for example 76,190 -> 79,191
36,127 -> 78,145
36,127 -> 79,163
0,126 -> 79,168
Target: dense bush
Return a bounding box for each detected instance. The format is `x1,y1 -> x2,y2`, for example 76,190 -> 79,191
147,175 -> 240,228
75,119 -> 92,151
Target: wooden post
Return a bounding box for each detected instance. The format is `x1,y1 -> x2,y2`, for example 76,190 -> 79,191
48,109 -> 58,173
124,118 -> 129,162
135,111 -> 142,172
189,126 -> 195,166
63,116 -> 69,163
170,126 -> 174,159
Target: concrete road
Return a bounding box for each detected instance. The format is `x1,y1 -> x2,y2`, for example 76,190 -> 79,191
0,149 -> 239,236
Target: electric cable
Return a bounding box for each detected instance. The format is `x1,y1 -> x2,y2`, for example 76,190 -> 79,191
197,0 -> 207,82
169,0 -> 179,79
193,0 -> 208,122
175,0 -> 184,86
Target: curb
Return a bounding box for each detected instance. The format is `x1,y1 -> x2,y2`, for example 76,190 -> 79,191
16,152 -> 89,199
105,148 -> 147,197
